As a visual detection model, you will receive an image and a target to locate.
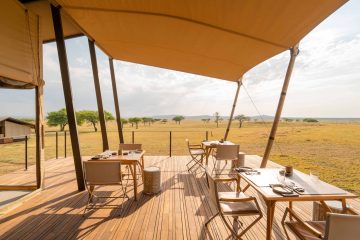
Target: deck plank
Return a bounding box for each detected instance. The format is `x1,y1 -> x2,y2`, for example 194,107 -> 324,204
0,155 -> 359,240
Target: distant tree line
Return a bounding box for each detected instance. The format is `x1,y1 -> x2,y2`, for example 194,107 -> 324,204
46,108 -> 178,131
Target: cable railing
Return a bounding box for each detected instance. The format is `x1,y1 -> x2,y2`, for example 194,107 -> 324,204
0,130 -> 212,174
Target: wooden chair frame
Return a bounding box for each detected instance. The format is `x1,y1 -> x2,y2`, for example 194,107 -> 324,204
186,139 -> 206,173
83,160 -> 129,216
205,172 -> 263,239
281,207 -> 360,240
211,144 -> 239,176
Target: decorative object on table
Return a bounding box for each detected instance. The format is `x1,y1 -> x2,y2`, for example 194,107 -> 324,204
91,150 -> 115,160
285,165 -> 293,176
143,166 -> 161,194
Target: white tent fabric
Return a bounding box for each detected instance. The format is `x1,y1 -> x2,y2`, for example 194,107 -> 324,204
0,0 -> 42,88
52,0 -> 347,81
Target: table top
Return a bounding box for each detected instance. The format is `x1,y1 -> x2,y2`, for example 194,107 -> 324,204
201,140 -> 234,147
239,168 -> 357,201
86,150 -> 145,163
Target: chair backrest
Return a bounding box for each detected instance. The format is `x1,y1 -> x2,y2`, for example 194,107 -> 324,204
205,171 -> 220,210
215,144 -> 239,160
325,213 -> 360,240
119,143 -> 142,152
83,161 -> 122,185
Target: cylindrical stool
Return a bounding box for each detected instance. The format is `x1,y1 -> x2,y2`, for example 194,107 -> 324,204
232,152 -> 246,169
313,201 -> 351,221
143,166 -> 161,194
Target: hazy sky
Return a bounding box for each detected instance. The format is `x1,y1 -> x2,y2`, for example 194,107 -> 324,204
1,1 -> 359,118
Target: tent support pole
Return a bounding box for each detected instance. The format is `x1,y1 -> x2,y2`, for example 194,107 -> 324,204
260,43 -> 299,168
224,78 -> 243,141
51,5 -> 85,191
88,39 -> 109,151
35,85 -> 45,189
109,58 -> 124,143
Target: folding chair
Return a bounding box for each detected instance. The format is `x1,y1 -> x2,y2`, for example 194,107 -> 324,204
185,139 -> 206,172
282,207 -> 360,240
119,143 -> 144,181
205,171 -> 263,239
212,144 -> 239,175
83,160 -> 129,215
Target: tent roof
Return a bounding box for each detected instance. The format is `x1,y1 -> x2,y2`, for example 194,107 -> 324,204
26,0 -> 347,81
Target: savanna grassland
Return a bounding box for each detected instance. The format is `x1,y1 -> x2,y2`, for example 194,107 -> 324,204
0,120 -> 359,194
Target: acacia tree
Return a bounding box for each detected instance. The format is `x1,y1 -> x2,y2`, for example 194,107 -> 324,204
234,114 -> 250,128
142,117 -> 153,126
47,108 -> 68,131
128,117 -> 142,129
77,110 -> 114,132
213,112 -> 222,128
172,116 -> 185,124
201,118 -> 210,124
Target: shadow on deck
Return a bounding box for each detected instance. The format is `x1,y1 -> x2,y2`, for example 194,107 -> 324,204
0,155 -> 359,239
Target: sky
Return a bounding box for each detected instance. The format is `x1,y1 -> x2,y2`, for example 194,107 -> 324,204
1,1 -> 360,119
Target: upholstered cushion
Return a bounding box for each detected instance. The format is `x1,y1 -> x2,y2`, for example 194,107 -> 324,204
218,192 -> 259,215
285,221 -> 326,240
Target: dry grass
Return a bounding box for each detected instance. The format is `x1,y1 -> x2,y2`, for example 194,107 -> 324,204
0,120 -> 359,194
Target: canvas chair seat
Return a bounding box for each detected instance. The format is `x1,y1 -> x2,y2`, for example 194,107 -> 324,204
285,221 -> 326,240
190,149 -> 205,155
86,181 -> 122,185
219,192 -> 260,215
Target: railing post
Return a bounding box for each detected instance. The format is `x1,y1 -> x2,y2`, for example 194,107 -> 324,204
169,131 -> 172,157
25,135 -> 28,170
206,131 -> 208,141
64,131 -> 67,158
56,132 -> 58,159
132,131 -> 135,144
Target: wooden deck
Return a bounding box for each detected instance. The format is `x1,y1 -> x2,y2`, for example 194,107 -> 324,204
0,155 -> 359,240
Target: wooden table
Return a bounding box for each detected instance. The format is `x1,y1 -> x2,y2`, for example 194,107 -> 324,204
87,150 -> 145,201
201,140 -> 234,165
238,168 -> 358,240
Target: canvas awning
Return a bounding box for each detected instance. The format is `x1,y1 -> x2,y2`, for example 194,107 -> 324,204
46,0 -> 347,81
1,0 -> 348,87
0,0 -> 42,88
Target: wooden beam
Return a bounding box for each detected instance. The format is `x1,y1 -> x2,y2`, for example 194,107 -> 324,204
35,86 -> 45,189
88,39 -> 109,151
261,44 -> 299,168
109,58 -> 124,143
50,5 -> 85,191
224,78 -> 242,141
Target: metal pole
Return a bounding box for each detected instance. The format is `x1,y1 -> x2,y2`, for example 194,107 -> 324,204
56,132 -> 58,159
109,58 -> 124,143
64,131 -> 67,158
88,39 -> 109,151
224,78 -> 243,141
25,135 -> 28,170
205,131 -> 208,141
132,131 -> 135,144
169,131 -> 172,157
261,44 -> 300,168
51,5 -> 85,191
